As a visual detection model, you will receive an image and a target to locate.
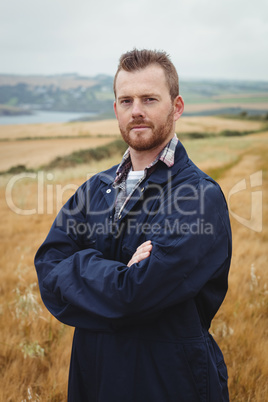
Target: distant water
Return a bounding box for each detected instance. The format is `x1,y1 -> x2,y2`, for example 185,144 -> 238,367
0,110 -> 96,125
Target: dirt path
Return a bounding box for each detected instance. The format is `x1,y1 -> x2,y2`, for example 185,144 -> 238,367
214,138 -> 268,400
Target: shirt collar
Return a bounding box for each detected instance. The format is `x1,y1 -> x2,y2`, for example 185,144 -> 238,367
113,134 -> 178,185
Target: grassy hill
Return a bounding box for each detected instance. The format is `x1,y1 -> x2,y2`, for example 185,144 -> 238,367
0,73 -> 267,119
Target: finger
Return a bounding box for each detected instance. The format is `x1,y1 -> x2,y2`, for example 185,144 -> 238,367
127,251 -> 150,267
134,251 -> 151,262
132,246 -> 152,262
135,245 -> 152,257
136,240 -> 152,251
136,244 -> 152,253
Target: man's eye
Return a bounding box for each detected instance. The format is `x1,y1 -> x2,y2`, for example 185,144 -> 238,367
144,98 -> 156,102
121,99 -> 131,105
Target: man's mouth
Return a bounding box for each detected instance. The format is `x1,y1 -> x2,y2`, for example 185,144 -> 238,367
131,125 -> 150,130
126,120 -> 154,132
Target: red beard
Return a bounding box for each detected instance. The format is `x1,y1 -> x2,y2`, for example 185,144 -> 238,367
119,106 -> 174,152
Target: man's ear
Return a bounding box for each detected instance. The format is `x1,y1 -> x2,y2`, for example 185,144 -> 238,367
173,96 -> 184,121
113,101 -> 118,119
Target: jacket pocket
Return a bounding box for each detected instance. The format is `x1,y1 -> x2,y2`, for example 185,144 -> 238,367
86,238 -> 96,248
182,341 -> 208,402
95,335 -> 208,402
121,244 -> 136,265
208,334 -> 229,401
217,359 -> 229,401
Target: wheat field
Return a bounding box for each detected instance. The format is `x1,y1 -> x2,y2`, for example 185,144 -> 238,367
0,119 -> 267,401
0,116 -> 263,172
0,116 -> 263,140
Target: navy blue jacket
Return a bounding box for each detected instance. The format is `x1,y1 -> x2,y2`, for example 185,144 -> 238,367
35,141 -> 232,401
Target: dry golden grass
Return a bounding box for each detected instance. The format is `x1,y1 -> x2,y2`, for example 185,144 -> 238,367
0,120 -> 120,140
0,116 -> 264,172
210,143 -> 268,401
0,121 -> 267,401
0,136 -> 119,171
0,116 -> 263,141
177,115 -> 264,134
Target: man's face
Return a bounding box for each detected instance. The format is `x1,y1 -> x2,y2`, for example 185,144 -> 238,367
114,64 -> 183,152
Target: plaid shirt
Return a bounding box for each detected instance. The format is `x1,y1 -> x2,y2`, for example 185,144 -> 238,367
112,135 -> 178,221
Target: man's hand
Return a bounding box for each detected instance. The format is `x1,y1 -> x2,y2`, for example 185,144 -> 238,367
127,240 -> 152,267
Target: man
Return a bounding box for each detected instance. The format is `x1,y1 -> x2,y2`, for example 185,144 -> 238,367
35,49 -> 232,401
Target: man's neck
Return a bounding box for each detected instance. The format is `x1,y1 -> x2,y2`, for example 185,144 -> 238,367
129,141 -> 169,171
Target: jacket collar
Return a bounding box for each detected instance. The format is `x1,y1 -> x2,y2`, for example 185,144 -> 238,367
99,140 -> 189,186
98,141 -> 190,221
113,135 -> 179,187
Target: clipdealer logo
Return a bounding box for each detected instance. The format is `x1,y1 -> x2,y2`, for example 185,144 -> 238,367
228,171 -> 263,233
5,170 -> 264,232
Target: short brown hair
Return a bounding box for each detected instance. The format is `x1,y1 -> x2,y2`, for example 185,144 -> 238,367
113,49 -> 179,101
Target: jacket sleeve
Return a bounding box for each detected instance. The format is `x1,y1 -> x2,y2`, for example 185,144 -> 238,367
35,178 -> 231,329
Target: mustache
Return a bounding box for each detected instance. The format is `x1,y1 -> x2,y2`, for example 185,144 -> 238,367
126,118 -> 154,131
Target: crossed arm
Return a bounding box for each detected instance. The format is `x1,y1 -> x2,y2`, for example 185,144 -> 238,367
35,178 -> 231,329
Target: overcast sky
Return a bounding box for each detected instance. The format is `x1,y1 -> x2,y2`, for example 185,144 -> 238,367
1,0 -> 267,81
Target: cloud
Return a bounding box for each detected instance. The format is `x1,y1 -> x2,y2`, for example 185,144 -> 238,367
0,0 -> 267,80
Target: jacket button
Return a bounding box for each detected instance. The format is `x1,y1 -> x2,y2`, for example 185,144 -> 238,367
106,189 -> 111,193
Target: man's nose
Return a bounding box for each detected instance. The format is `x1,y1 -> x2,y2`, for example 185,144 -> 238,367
131,100 -> 145,118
